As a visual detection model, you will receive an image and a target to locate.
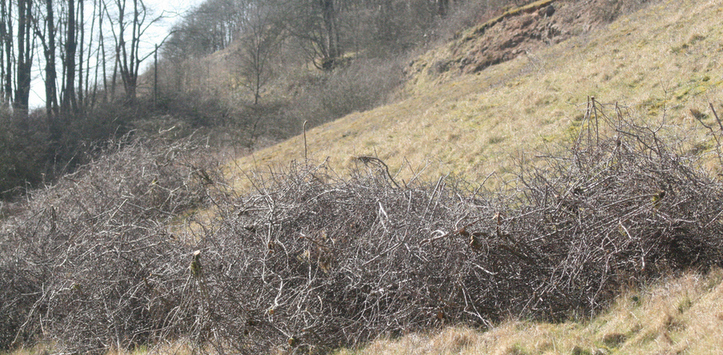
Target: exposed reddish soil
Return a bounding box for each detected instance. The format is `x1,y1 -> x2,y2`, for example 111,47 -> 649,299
410,0 -> 653,77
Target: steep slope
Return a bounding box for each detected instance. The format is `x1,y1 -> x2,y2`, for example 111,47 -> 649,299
230,0 -> 723,186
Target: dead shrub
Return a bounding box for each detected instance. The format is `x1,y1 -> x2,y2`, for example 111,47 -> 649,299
0,135 -> 217,352
2,99 -> 723,353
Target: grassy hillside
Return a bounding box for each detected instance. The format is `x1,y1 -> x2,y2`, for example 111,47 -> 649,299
229,0 -> 723,188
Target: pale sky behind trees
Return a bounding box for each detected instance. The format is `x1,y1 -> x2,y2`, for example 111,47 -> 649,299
28,0 -> 205,108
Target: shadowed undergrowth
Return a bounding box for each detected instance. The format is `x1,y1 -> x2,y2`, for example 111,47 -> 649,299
336,269 -> 723,354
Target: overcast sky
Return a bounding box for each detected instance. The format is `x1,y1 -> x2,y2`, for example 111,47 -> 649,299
28,0 -> 207,108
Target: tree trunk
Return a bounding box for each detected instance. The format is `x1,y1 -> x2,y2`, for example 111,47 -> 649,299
77,0 -> 84,111
14,0 -> 32,113
45,0 -> 59,118
0,0 -> 13,103
62,0 -> 77,113
100,0 -> 109,102
319,0 -> 339,61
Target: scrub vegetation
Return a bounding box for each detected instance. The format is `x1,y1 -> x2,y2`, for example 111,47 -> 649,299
3,0 -> 723,354
3,94 -> 723,354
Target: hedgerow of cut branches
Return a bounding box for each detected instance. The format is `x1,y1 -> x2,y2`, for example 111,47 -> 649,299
2,100 -> 723,353
0,136 -> 217,351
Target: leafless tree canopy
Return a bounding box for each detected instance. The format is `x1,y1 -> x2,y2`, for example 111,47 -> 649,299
2,103 -> 723,353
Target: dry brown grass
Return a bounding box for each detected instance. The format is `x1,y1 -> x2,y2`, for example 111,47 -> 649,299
227,0 -> 723,192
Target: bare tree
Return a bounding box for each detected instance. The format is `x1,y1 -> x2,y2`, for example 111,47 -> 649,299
0,0 -> 13,104
77,0 -> 85,110
61,0 -> 78,113
96,0 -> 109,103
236,0 -> 284,105
164,0 -> 244,61
319,0 -> 340,66
82,0 -> 100,109
31,0 -> 60,118
285,0 -> 344,70
14,0 -> 33,114
104,0 -> 162,101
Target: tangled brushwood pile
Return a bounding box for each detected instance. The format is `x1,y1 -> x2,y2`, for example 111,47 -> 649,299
2,101 -> 723,354
0,136 -> 217,351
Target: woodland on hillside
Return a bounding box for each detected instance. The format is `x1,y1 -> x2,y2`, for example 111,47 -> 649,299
0,0 -> 522,199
